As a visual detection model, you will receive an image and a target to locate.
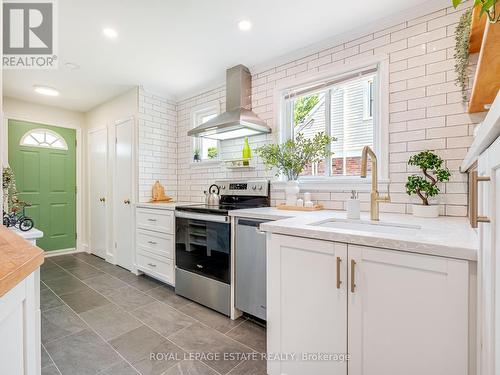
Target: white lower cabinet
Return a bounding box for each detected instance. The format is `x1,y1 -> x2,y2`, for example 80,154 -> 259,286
477,135 -> 500,374
267,234 -> 471,375
135,207 -> 175,285
0,270 -> 41,375
267,235 -> 347,375
348,245 -> 469,375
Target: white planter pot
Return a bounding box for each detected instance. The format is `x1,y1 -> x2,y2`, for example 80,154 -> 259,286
412,204 -> 439,218
285,180 -> 300,206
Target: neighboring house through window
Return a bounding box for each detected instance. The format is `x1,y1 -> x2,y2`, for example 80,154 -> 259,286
192,102 -> 220,161
280,57 -> 389,183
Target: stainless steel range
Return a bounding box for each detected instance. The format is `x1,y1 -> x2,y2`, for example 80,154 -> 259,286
174,179 -> 270,316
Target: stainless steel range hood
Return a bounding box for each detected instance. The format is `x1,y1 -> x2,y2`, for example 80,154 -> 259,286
188,65 -> 272,140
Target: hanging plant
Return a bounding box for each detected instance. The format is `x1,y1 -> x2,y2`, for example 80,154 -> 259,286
454,9 -> 472,101
452,0 -> 500,23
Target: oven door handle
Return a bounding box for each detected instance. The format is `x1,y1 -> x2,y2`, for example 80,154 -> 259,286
175,211 -> 230,223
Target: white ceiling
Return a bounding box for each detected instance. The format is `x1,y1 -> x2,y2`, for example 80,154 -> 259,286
3,0 -> 444,112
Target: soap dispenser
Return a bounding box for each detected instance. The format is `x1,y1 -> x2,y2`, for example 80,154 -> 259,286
347,190 -> 360,219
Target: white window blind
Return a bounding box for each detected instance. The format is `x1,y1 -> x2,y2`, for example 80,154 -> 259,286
284,67 -> 377,177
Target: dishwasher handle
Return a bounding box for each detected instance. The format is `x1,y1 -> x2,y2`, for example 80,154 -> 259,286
237,219 -> 270,227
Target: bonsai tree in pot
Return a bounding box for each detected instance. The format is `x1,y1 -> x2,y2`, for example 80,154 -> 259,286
256,132 -> 335,205
405,151 -> 451,218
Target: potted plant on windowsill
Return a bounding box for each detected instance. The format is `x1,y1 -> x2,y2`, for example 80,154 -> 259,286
193,148 -> 201,162
256,132 -> 336,205
405,151 -> 451,218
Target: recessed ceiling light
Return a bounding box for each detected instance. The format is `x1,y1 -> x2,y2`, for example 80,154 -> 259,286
238,20 -> 252,31
102,27 -> 118,39
64,62 -> 80,70
34,85 -> 59,97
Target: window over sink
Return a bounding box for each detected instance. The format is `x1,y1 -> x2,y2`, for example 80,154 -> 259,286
278,56 -> 389,187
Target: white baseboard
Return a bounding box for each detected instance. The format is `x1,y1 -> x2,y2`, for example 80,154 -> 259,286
44,248 -> 85,257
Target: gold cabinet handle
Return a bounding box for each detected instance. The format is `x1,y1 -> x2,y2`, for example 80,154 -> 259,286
471,171 -> 491,228
99,197 -> 106,202
124,199 -> 131,205
336,257 -> 342,289
350,259 -> 356,293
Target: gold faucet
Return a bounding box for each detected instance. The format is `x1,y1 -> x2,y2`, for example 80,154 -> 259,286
360,146 -> 390,221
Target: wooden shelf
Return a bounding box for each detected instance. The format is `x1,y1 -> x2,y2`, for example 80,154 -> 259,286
222,158 -> 254,169
469,6 -> 486,53
468,4 -> 500,113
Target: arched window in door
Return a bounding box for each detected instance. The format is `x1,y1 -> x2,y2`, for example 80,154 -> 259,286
19,128 -> 68,150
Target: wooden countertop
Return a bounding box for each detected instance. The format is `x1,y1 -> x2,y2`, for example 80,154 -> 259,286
0,225 -> 44,297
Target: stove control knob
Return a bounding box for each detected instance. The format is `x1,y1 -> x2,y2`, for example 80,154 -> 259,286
252,185 -> 257,190
221,185 -> 226,190
258,186 -> 263,190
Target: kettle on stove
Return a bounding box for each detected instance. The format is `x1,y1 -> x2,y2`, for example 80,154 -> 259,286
206,184 -> 220,206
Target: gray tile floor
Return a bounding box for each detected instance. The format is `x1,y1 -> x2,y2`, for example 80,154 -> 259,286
41,253 -> 267,375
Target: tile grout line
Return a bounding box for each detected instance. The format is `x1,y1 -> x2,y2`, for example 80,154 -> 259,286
44,257 -> 217,374
223,318 -> 249,336
72,254 -> 263,357
57,255 -> 249,339
45,254 -> 263,373
41,281 -> 143,375
41,342 -> 63,375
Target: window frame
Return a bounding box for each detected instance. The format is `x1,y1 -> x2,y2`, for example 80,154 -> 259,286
363,79 -> 374,120
19,128 -> 68,150
275,54 -> 390,191
191,101 -> 221,163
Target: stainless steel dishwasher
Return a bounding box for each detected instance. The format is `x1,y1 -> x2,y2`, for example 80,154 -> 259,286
235,217 -> 270,321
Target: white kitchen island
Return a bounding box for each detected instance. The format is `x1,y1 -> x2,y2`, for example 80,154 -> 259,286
0,226 -> 44,375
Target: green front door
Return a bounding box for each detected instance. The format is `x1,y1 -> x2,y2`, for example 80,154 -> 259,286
8,120 -> 76,251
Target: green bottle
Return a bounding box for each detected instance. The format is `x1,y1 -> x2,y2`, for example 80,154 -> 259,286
242,137 -> 251,166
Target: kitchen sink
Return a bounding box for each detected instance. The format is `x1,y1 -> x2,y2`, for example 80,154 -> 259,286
311,219 -> 421,235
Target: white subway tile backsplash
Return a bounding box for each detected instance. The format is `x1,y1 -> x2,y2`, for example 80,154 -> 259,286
407,95 -> 447,110
391,23 -> 427,42
164,5 -> 478,216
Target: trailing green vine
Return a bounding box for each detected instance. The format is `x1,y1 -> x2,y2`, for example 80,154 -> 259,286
454,9 -> 472,102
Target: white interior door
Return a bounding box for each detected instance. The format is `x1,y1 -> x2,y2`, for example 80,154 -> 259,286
348,245 -> 469,375
88,128 -> 107,258
267,234 -> 347,375
478,136 -> 500,375
114,118 -> 134,270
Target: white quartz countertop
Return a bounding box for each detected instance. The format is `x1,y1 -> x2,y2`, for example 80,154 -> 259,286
231,208 -> 478,261
229,207 -> 298,220
135,202 -> 193,210
8,227 -> 44,240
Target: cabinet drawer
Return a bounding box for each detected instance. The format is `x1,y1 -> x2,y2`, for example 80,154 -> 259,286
136,250 -> 174,285
136,208 -> 174,234
136,229 -> 174,259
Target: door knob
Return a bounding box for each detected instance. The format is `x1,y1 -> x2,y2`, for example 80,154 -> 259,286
124,199 -> 131,204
